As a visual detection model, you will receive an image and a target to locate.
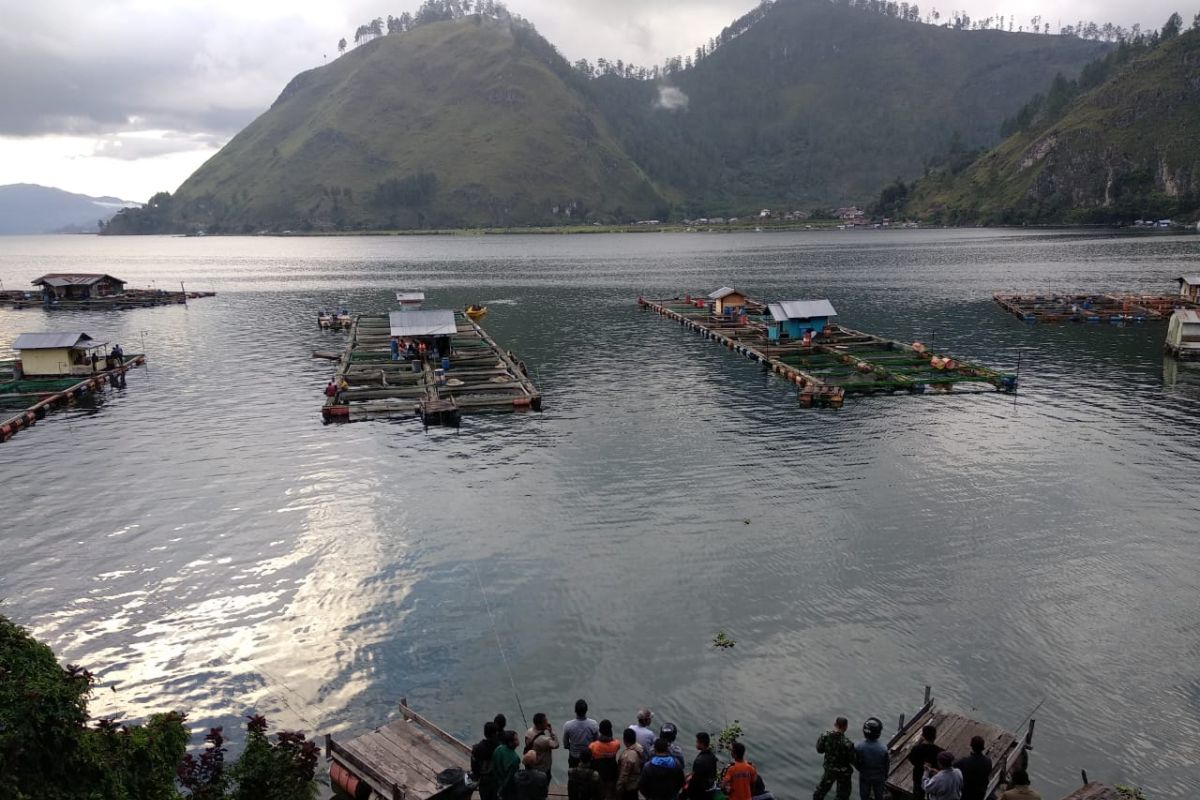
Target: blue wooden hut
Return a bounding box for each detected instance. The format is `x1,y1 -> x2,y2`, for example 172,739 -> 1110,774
766,299 -> 837,341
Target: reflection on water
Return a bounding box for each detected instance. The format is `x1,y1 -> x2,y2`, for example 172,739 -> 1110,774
1,230 -> 1198,797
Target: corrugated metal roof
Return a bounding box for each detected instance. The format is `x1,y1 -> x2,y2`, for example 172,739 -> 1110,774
708,286 -> 741,300
1177,276 -> 1200,286
389,310 -> 457,337
31,273 -> 125,287
395,291 -> 426,302
1174,309 -> 1200,324
768,299 -> 838,321
12,332 -> 98,350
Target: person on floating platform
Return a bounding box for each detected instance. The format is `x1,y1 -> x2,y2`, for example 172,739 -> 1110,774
588,719 -> 621,800
954,736 -> 992,800
390,337 -> 400,361
814,717 -> 855,800
687,731 -> 717,800
629,708 -> 656,760
473,721 -> 502,800
639,738 -> 685,800
568,748 -> 603,800
722,741 -> 757,800
495,729 -> 522,800
996,770 -> 1041,800
515,751 -> 550,800
855,717 -> 888,800
908,725 -> 943,800
564,698 -> 600,768
921,751 -> 962,800
616,728 -> 643,800
660,723 -> 684,769
111,343 -> 124,365
524,712 -> 560,778
324,380 -> 337,399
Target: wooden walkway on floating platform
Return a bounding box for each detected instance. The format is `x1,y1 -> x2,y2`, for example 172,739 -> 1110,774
639,296 -> 1016,408
994,293 -> 1199,324
0,289 -> 215,310
327,700 -> 567,800
885,687 -> 1033,800
0,355 -> 146,443
318,311 -> 541,427
1061,778 -> 1122,800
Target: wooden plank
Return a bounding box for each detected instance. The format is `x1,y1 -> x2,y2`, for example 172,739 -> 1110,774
341,736 -> 410,788
330,737 -> 401,800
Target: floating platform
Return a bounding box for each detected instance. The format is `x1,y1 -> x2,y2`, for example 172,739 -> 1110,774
994,293 -> 1199,324
640,296 -> 1016,407
319,311 -> 542,427
0,289 -> 214,310
0,355 -> 146,443
1062,778 -> 1122,800
326,700 -> 564,800
885,687 -> 1033,800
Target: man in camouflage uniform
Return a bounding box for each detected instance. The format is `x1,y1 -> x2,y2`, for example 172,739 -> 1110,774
814,717 -> 855,800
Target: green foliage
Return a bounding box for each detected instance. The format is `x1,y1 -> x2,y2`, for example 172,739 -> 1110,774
712,630 -> 736,649
374,173 -> 439,209
103,192 -> 180,235
226,717 -> 319,800
0,614 -> 186,800
716,721 -> 744,751
1115,786 -> 1147,800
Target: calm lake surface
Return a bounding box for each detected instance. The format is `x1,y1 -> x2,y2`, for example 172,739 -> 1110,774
1,230 -> 1198,798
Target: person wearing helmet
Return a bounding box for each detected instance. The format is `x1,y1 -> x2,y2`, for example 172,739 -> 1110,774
659,723 -> 685,769
855,718 -> 889,800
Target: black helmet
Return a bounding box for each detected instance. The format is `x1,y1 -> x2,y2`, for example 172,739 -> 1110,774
659,723 -> 678,741
863,717 -> 883,740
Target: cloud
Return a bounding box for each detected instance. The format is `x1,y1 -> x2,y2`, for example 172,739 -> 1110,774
653,85 -> 690,111
92,131 -> 225,161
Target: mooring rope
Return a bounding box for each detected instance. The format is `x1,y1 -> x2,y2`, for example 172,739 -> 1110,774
468,562 -> 529,730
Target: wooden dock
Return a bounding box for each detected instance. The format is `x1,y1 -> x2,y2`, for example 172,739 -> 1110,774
318,311 -> 541,427
0,355 -> 146,443
640,296 -> 1016,408
1061,778 -> 1123,800
885,687 -> 1033,800
326,700 -> 567,800
0,288 -> 214,310
993,292 -> 1199,324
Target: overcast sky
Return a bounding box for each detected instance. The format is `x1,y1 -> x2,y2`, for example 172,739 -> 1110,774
0,0 -> 1186,201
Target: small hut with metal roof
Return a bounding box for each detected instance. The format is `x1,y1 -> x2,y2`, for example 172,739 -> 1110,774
389,310 -> 458,358
708,286 -> 748,316
12,332 -> 109,377
1177,275 -> 1200,303
31,273 -> 126,302
766,299 -> 838,340
1165,308 -> 1200,360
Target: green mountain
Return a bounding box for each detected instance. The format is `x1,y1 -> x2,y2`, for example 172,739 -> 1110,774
590,0 -> 1111,214
106,1 -> 1113,233
150,16 -> 665,232
899,22 -> 1200,224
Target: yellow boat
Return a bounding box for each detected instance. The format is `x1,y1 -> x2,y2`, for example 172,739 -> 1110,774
465,304 -> 488,321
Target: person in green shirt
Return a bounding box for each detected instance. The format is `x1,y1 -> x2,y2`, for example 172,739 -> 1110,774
494,729 -> 522,800
814,717 -> 856,800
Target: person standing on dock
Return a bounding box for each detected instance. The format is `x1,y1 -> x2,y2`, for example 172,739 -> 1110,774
564,699 -> 600,768
921,751 -> 962,800
495,730 -> 522,800
908,725 -> 943,800
473,721 -> 502,800
629,708 -> 656,760
855,718 -> 888,800
953,736 -> 992,800
589,719 -> 621,800
616,727 -> 643,800
568,749 -> 603,800
997,770 -> 1042,800
688,732 -> 718,800
390,337 -> 400,360
516,751 -> 551,800
721,742 -> 757,800
111,343 -> 124,365
814,717 -> 855,800
525,712 -> 560,778
639,738 -> 685,800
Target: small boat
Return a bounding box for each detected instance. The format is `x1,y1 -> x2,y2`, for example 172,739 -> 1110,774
336,309 -> 353,328
465,304 -> 488,321
317,310 -> 333,328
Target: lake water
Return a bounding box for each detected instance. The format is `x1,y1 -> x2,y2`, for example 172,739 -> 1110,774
1,230 -> 1198,798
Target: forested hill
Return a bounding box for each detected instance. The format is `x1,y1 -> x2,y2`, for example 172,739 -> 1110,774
898,16 -> 1200,224
588,0 -> 1111,214
106,0 -> 1113,233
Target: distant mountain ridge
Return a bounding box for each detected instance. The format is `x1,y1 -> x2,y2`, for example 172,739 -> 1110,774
896,18 -> 1200,224
105,0 -> 1112,233
0,184 -> 140,235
